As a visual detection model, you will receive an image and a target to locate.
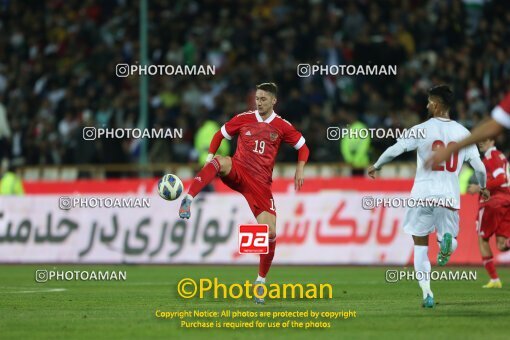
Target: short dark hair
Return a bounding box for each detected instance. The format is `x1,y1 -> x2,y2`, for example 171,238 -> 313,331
256,82 -> 278,97
428,84 -> 453,109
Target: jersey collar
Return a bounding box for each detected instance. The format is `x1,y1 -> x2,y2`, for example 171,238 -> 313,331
484,146 -> 497,158
255,110 -> 276,123
432,117 -> 451,122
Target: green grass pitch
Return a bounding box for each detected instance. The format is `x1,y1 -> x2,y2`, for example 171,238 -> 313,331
1,265 -> 509,339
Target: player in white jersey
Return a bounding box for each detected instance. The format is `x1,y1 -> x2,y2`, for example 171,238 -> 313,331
367,85 -> 489,308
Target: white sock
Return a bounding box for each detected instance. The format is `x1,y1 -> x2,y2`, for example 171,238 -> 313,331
491,278 -> 501,283
438,236 -> 458,253
451,238 -> 458,252
185,194 -> 194,201
414,245 -> 433,299
256,275 -> 266,283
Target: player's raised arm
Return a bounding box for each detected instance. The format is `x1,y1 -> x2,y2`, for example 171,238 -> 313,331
205,130 -> 225,163
427,93 -> 510,167
427,119 -> 503,168
205,114 -> 244,163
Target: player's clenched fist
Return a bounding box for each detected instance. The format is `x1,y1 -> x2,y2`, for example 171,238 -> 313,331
367,165 -> 378,179
480,188 -> 490,202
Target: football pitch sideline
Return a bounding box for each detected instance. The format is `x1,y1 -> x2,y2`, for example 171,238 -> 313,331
1,265 -> 509,339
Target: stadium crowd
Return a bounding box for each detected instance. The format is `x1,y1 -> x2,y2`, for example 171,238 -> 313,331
0,0 -> 509,170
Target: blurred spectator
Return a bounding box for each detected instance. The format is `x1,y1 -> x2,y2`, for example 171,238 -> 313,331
0,158 -> 24,195
340,113 -> 371,176
0,93 -> 11,159
9,118 -> 25,167
0,0 -> 508,174
194,119 -> 230,166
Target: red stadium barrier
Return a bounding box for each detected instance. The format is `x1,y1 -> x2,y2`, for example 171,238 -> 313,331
12,178 -> 506,264
24,177 -> 414,194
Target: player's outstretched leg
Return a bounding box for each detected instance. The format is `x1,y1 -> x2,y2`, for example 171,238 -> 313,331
479,236 -> 501,288
179,157 -> 230,219
254,211 -> 276,304
437,233 -> 458,266
413,235 -> 434,308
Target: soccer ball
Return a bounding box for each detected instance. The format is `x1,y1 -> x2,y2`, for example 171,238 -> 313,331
157,174 -> 183,201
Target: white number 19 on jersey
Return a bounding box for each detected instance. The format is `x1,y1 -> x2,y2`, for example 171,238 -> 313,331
253,140 -> 265,154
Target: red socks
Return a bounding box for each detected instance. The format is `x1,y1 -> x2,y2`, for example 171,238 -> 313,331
189,158 -> 277,280
482,256 -> 499,279
258,238 -> 276,278
187,159 -> 220,197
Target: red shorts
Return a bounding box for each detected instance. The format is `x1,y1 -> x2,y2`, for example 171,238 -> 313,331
477,199 -> 510,239
220,159 -> 276,217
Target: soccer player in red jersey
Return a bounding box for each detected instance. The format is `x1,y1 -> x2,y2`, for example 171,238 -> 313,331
467,137 -> 510,288
179,82 -> 309,303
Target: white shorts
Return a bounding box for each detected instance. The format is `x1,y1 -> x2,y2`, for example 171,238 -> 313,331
403,206 -> 459,238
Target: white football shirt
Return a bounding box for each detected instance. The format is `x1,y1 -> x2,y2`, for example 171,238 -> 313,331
396,117 -> 480,209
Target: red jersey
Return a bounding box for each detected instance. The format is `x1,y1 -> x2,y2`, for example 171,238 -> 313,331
482,146 -> 510,200
491,92 -> 510,129
220,110 -> 305,185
